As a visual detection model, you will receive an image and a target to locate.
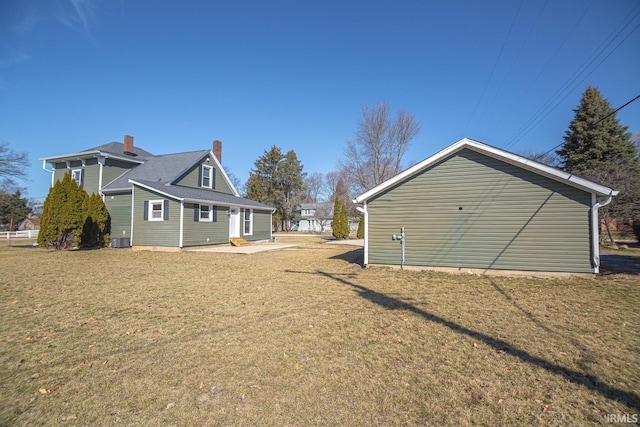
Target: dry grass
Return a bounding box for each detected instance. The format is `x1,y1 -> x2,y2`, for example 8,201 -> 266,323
0,241 -> 638,426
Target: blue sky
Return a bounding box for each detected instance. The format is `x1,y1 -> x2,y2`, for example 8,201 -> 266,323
1,0 -> 639,201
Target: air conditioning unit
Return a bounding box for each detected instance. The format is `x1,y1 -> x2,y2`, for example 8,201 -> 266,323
111,237 -> 130,248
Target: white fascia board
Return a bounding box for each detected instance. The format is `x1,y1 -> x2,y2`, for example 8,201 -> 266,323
354,138 -> 618,202
209,150 -> 241,197
39,150 -> 145,164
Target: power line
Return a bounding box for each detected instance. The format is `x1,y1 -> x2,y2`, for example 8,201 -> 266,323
502,3 -> 640,150
538,93 -> 640,158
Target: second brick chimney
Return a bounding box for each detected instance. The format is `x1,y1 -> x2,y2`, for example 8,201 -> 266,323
213,140 -> 222,164
124,135 -> 134,155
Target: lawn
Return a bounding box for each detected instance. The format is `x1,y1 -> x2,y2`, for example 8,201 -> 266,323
1,239 -> 638,425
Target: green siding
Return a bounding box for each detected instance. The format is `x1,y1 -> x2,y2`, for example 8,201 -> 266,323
367,149 -> 594,273
182,204 -> 230,246
131,187 -> 180,247
102,159 -> 138,188
82,160 -> 100,195
52,160 -> 100,195
243,209 -> 272,241
174,162 -> 235,194
104,192 -> 132,239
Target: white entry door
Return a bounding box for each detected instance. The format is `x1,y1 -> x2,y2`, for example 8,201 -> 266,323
229,207 -> 241,238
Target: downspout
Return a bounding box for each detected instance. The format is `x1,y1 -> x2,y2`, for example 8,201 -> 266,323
591,192 -> 613,273
97,157 -> 105,199
356,203 -> 368,265
42,160 -> 54,188
130,186 -> 135,247
179,201 -> 184,248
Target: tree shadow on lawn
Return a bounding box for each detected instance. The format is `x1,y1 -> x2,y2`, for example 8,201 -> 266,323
600,254 -> 640,275
292,269 -> 640,413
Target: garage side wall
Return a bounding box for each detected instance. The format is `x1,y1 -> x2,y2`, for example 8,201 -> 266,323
367,149 -> 593,273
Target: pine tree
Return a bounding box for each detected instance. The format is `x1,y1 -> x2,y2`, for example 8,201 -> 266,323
39,173 -> 87,250
81,193 -> 110,248
245,146 -> 306,231
557,86 -> 640,231
356,215 -> 364,239
0,189 -> 31,231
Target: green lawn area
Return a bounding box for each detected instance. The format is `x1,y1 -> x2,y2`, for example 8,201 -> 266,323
1,241 -> 638,425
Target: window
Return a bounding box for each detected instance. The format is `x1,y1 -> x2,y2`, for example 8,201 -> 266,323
244,208 -> 253,235
201,165 -> 213,188
198,205 -> 217,222
71,169 -> 82,186
148,200 -> 164,221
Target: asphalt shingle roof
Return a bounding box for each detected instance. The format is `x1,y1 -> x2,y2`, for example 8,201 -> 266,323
132,179 -> 273,211
102,150 -> 210,191
84,142 -> 155,159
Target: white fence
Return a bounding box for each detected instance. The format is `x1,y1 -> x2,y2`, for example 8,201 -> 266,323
4,230 -> 39,239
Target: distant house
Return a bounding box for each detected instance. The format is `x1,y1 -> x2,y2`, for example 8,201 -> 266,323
297,202 -> 334,232
17,213 -> 40,231
353,138 -> 618,274
40,136 -> 273,250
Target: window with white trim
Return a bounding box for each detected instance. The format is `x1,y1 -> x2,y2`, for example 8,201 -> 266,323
199,204 -> 217,222
149,200 -> 164,221
71,169 -> 82,186
201,165 -> 213,188
243,208 -> 253,235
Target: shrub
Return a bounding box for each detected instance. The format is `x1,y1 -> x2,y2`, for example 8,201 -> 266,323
356,216 -> 364,239
39,173 -> 87,250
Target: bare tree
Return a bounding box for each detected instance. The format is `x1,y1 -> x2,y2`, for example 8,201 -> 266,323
518,149 -> 560,168
303,172 -> 325,203
0,143 -> 30,181
341,101 -> 420,193
313,202 -> 334,232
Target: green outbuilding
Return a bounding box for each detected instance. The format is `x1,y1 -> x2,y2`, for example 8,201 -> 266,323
353,138 -> 618,274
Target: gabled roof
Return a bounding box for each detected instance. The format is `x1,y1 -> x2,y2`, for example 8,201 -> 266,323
354,138 -> 619,203
131,179 -> 274,211
39,142 -> 154,163
102,150 -> 210,192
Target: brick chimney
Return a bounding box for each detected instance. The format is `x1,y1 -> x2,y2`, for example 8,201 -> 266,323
124,135 -> 134,155
213,140 -> 222,164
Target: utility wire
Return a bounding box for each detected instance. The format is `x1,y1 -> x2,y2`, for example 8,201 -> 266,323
503,4 -> 640,150
537,93 -> 640,159
464,0 -> 524,136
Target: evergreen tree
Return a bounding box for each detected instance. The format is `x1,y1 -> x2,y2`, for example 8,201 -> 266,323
356,215 -> 364,239
340,203 -> 350,238
557,86 -> 640,231
332,198 -> 342,239
0,189 -> 31,231
332,198 -> 349,240
81,193 -> 110,248
245,146 -> 306,231
39,173 -> 87,250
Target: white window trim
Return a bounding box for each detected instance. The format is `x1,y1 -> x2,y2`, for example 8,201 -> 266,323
244,208 -> 253,236
71,169 -> 82,186
199,204 -> 214,222
149,200 -> 164,222
201,164 -> 213,188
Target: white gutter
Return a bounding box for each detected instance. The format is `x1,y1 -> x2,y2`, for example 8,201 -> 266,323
42,159 -> 54,188
591,192 -> 613,273
355,203 -> 368,265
